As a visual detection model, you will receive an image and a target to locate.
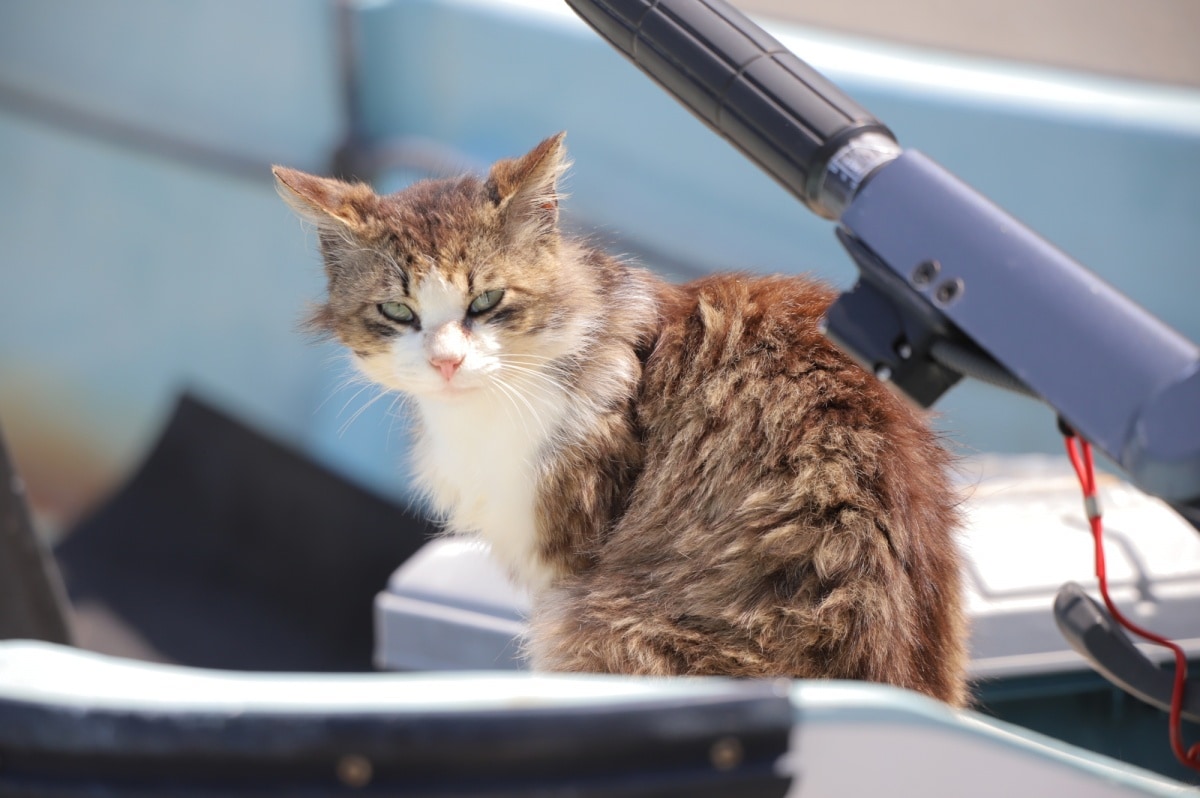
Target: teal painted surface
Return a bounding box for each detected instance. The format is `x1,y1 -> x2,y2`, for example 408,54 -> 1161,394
0,110 -> 330,461
0,0 -> 344,492
344,0 -> 1200,466
0,1 -> 1198,499
0,0 -> 342,171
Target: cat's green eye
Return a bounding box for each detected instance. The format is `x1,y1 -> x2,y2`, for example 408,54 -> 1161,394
468,289 -> 505,316
378,301 -> 415,324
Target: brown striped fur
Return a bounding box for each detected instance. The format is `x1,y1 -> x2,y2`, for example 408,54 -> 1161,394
275,134 -> 969,706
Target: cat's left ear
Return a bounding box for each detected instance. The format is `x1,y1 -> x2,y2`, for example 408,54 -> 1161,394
272,166 -> 380,236
486,132 -> 569,233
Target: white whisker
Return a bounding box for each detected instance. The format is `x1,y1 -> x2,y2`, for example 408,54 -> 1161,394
485,381 -> 521,434
384,393 -> 412,453
338,388 -> 392,438
312,356 -> 371,415
484,381 -> 535,458
499,363 -> 570,398
495,352 -> 559,363
335,380 -> 380,419
502,380 -> 571,424
498,352 -> 574,374
488,376 -> 544,444
491,373 -> 554,444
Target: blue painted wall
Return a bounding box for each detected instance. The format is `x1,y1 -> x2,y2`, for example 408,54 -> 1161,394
2,0 -> 1198,514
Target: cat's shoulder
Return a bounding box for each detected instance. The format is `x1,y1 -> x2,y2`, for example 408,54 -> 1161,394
641,270 -> 894,420
656,271 -> 841,356
684,271 -> 837,304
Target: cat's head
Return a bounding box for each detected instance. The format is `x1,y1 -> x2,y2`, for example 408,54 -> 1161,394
274,133 -> 594,400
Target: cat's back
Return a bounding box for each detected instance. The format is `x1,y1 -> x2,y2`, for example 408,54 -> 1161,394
634,271 -> 961,585
550,270 -> 969,704
638,272 -> 908,467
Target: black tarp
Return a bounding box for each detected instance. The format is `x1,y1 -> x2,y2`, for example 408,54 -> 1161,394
50,393 -> 433,671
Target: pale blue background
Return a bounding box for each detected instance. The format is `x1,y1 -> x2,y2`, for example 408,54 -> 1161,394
2,0 -> 1198,509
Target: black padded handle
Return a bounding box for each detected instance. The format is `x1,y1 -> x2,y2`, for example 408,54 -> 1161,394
0,669 -> 792,796
1054,581 -> 1200,724
564,0 -> 895,216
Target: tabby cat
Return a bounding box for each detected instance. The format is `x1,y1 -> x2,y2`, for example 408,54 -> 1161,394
274,133 -> 968,705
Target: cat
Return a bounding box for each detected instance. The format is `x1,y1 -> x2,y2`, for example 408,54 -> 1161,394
274,133 -> 969,706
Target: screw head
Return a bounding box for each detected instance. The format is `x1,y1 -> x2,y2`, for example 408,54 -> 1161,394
934,278 -> 964,305
710,736 -> 744,771
337,755 -> 373,789
911,260 -> 940,287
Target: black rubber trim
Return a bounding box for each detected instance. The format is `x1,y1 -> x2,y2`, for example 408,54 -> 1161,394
0,682 -> 793,796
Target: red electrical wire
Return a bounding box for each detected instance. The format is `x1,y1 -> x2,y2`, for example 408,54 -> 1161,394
1062,432 -> 1200,773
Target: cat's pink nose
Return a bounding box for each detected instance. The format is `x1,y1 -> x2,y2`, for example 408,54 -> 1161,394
430,355 -> 463,382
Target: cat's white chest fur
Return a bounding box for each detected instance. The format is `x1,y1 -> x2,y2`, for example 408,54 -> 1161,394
413,391 -> 568,593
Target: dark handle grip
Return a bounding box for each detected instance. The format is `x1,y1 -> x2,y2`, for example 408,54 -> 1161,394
564,0 -> 895,216
1054,581 -> 1200,724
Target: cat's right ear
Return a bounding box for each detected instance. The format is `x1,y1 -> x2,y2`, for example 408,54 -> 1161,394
272,166 -> 379,235
485,132 -> 569,234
